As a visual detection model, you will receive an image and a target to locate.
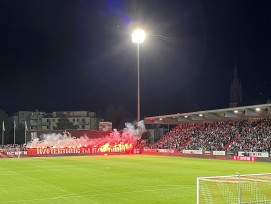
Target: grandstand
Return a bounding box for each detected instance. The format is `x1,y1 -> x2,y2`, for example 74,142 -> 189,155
144,103 -> 271,125
144,103 -> 271,160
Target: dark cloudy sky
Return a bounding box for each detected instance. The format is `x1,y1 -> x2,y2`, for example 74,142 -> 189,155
1,0 -> 271,118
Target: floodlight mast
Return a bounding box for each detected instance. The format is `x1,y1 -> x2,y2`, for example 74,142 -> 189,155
131,29 -> 146,122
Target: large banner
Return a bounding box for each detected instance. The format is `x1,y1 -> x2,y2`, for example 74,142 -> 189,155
27,146 -> 134,155
27,147 -> 91,155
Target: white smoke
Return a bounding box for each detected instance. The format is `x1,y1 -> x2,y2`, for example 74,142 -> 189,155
27,120 -> 146,148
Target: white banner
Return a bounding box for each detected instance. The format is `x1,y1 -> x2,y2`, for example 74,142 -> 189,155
238,151 -> 269,158
204,151 -> 212,155
6,151 -> 27,156
183,150 -> 203,155
157,149 -> 175,153
213,151 -> 226,156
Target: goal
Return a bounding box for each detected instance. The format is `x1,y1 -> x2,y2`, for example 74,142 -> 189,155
197,173 -> 271,204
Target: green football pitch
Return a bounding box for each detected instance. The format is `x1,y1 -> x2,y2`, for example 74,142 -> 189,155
0,155 -> 270,204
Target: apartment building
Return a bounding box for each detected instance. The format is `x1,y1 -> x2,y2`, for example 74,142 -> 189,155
13,110 -> 104,130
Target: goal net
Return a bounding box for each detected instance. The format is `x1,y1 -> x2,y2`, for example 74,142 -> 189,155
197,173 -> 271,204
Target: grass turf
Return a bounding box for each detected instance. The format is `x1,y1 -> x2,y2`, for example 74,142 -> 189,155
0,155 -> 270,204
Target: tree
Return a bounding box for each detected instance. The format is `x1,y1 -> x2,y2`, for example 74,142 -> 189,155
14,123 -> 25,144
116,104 -> 133,129
4,117 -> 15,144
54,117 -> 74,130
0,110 -> 8,145
105,104 -> 116,127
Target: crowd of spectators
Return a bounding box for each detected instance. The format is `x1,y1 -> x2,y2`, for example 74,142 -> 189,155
184,121 -> 239,151
228,119 -> 271,152
152,123 -> 197,150
152,118 -> 271,153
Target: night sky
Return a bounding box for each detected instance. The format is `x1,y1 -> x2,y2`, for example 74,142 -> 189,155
1,0 -> 271,118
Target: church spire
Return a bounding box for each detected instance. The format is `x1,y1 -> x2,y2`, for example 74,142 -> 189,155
229,62 -> 242,107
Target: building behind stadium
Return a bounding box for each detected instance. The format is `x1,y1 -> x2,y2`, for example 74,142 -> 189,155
12,110 -> 105,141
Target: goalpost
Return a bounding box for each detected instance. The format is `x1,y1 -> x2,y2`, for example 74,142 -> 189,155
197,173 -> 271,204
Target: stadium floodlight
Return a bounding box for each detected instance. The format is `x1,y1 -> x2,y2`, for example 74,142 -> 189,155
234,110 -> 238,113
132,28 -> 146,121
199,114 -> 203,117
255,107 -> 261,111
132,29 -> 146,44
197,173 -> 271,204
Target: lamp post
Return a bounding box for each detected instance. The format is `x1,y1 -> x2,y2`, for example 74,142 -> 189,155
132,29 -> 146,121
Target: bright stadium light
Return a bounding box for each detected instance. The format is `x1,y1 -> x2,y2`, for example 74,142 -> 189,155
255,108 -> 261,111
234,110 -> 238,113
131,28 -> 146,121
132,29 -> 146,44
